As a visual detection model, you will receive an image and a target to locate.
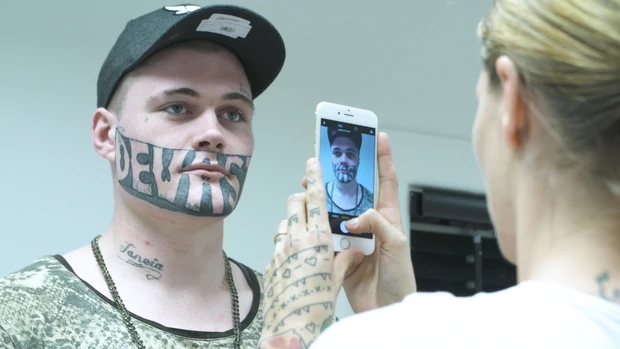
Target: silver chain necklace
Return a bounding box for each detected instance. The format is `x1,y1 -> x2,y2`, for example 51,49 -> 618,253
91,235 -> 241,349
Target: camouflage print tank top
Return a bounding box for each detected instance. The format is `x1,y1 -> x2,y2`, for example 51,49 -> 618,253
325,182 -> 374,217
0,255 -> 264,348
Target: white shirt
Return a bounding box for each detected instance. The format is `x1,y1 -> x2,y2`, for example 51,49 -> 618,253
311,281 -> 620,349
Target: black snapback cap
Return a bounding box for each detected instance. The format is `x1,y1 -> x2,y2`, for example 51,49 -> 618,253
97,4 -> 286,108
327,127 -> 362,150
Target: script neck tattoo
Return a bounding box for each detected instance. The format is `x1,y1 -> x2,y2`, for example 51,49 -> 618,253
91,235 -> 241,349
118,242 -> 164,280
115,130 -> 252,216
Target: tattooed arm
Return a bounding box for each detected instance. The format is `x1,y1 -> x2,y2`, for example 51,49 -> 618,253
258,239 -> 336,349
258,159 -> 362,349
597,271 -> 620,304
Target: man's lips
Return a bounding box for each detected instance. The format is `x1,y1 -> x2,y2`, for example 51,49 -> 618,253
182,164 -> 230,176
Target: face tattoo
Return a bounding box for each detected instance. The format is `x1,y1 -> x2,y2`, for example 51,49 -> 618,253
115,130 -> 251,216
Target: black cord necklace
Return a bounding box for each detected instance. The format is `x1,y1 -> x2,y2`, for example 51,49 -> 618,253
330,181 -> 361,210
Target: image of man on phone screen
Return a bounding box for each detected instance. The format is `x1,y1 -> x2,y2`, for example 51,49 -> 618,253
324,127 -> 374,216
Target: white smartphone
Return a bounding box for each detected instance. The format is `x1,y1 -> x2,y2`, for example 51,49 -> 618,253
314,101 -> 378,256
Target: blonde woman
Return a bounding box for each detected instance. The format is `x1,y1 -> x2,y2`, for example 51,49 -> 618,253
259,0 -> 620,348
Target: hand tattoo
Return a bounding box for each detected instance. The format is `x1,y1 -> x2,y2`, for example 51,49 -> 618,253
288,214 -> 299,227
308,207 -> 320,217
596,271 -> 620,304
261,244 -> 334,348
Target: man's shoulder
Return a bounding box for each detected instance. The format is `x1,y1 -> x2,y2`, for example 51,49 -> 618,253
359,184 -> 374,210
0,256 -> 68,295
249,264 -> 264,283
360,184 -> 373,196
0,256 -> 76,324
232,258 -> 264,284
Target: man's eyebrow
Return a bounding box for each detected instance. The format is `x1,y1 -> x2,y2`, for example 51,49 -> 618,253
223,92 -> 255,111
147,88 -> 255,111
332,145 -> 359,153
147,87 -> 200,103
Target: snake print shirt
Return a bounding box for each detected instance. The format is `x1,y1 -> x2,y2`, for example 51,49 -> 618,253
0,255 -> 264,348
325,182 -> 374,217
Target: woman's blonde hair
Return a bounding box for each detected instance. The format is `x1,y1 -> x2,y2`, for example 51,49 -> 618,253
478,0 -> 620,193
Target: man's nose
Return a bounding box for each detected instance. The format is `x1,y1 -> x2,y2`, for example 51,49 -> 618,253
192,110 -> 226,152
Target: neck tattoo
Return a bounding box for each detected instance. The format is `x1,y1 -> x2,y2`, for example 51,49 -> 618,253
91,235 -> 241,348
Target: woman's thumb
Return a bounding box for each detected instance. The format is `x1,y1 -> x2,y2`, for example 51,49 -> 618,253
332,250 -> 364,289
344,209 -> 397,244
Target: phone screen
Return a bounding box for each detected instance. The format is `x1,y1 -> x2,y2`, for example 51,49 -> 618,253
319,118 -> 375,239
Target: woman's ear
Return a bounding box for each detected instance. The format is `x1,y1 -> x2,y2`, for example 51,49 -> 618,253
92,107 -> 117,162
496,56 -> 529,152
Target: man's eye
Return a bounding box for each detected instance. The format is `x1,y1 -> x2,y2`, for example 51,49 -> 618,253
222,110 -> 243,121
165,104 -> 188,114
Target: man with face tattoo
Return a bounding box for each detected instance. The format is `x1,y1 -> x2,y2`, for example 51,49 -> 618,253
0,4 -> 285,349
325,127 -> 374,217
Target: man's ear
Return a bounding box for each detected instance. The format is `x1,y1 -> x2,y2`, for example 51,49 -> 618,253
495,56 -> 529,152
92,107 -> 117,162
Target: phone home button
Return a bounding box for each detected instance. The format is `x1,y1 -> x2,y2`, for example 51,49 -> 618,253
340,238 -> 351,250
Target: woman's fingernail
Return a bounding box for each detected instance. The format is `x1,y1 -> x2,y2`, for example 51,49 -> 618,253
307,158 -> 318,166
347,218 -> 358,228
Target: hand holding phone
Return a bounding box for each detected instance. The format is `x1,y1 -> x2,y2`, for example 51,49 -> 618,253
314,101 -> 378,256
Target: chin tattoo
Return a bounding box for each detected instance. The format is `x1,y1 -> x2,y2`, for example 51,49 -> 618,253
115,130 -> 251,216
